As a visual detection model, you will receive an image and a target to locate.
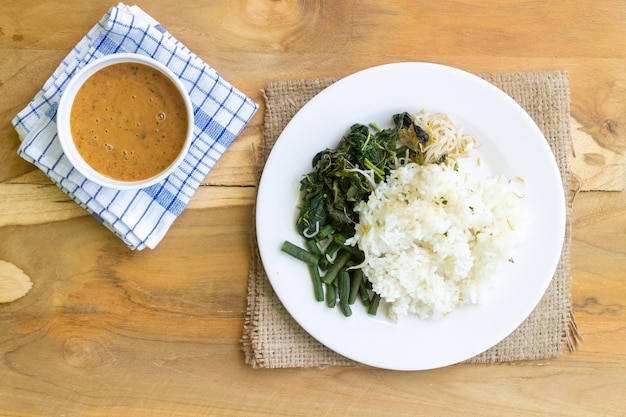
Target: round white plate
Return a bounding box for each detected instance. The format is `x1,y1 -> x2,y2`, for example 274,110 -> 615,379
256,62 -> 566,370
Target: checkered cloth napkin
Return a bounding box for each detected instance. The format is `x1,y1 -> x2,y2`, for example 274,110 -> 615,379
12,3 -> 258,250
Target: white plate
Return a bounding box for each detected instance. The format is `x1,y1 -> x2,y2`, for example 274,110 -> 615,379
256,62 -> 566,370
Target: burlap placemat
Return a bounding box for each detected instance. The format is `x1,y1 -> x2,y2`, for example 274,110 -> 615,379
242,71 -> 579,369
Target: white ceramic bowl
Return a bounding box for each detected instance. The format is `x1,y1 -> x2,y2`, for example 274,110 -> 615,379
57,53 -> 194,190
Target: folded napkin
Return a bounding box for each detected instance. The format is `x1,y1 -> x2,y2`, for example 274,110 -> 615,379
242,72 -> 580,368
12,3 -> 258,250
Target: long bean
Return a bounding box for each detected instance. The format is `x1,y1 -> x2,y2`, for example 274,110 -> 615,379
281,240 -> 319,265
282,239 -> 381,316
348,269 -> 363,305
325,282 -> 337,308
359,278 -> 371,306
314,224 -> 334,241
305,239 -> 322,257
321,251 -> 351,284
367,293 -> 381,315
338,269 -> 352,317
319,240 -> 342,270
307,263 -> 324,302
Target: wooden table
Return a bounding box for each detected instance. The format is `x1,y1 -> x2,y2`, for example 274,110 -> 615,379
1,1 -> 624,415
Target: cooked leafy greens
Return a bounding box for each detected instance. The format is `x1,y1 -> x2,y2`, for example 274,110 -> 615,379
297,112 -> 426,238
281,112 -> 427,316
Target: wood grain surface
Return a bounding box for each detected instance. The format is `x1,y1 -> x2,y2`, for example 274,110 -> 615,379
1,1 -> 625,416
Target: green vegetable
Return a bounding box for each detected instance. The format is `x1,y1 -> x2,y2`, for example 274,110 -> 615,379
338,270 -> 352,317
326,282 -> 337,308
281,241 -> 319,265
367,293 -> 381,315
321,251 -> 351,285
307,263 -> 324,302
285,112 -> 429,316
296,112 -> 423,239
348,269 -> 363,305
305,239 -> 323,257
359,279 -> 371,306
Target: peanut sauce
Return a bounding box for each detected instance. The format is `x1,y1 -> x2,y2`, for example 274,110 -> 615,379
70,62 -> 188,182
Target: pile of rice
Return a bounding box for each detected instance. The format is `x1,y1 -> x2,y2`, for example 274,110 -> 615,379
348,163 -> 526,320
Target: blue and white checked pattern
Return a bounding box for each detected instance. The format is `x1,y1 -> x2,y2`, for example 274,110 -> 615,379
12,3 -> 258,250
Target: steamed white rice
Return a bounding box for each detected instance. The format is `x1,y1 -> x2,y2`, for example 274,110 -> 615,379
348,163 -> 526,320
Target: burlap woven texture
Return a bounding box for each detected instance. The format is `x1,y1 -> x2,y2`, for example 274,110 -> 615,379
242,71 -> 578,369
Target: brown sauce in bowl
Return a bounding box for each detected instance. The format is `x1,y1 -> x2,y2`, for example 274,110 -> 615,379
70,62 -> 189,182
